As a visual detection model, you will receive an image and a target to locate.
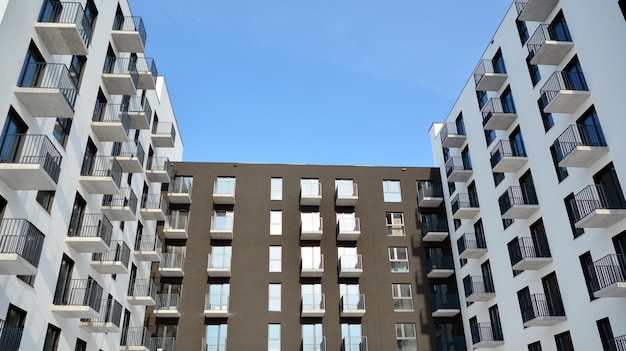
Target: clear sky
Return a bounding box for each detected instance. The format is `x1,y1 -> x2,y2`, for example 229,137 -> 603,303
128,0 -> 511,167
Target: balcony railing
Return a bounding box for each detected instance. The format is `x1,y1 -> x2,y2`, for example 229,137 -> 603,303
570,185 -> 626,228
336,182 -> 358,206
134,56 -> 158,89
204,293 -> 229,317
301,216 -> 323,240
0,134 -> 62,190
451,193 -> 479,219
0,218 -> 45,275
301,254 -> 324,277
481,98 -> 517,130
528,23 -> 574,65
120,327 -> 153,348
610,335 -> 626,351
418,181 -> 443,207
301,182 -> 322,206
337,217 -> 361,240
426,253 -> 454,278
490,139 -> 527,173
0,319 -> 23,351
139,194 -> 166,221
431,292 -> 460,317
152,337 -> 176,351
339,254 -> 363,278
445,156 -> 472,182
127,278 -> 157,305
145,156 -> 171,183
464,276 -> 496,302
112,140 -> 145,173
155,294 -> 181,318
133,235 -> 162,262
302,294 -> 326,317
521,294 -> 566,327
439,122 -> 466,148
79,298 -> 122,332
590,254 -> 626,298
164,213 -> 190,239
515,0 -> 559,22
102,57 -> 139,95
36,1 -> 93,54
66,213 -> 112,253
124,96 -> 151,129
421,214 -> 448,242
202,337 -> 227,351
342,336 -> 368,351
51,278 -> 103,318
210,214 -> 233,240
91,103 -> 131,142
159,253 -> 185,277
457,233 -> 487,259
471,323 -> 504,347
112,15 -> 147,52
151,122 -> 177,148
168,176 -> 192,203
102,187 -> 138,221
509,237 -> 551,270
79,156 -> 122,194
340,294 -> 366,317
499,186 -> 539,219
15,62 -> 78,117
207,253 -> 231,277
540,70 -> 590,114
213,178 -> 236,205
554,124 -> 608,167
90,240 -> 130,274
303,336 -> 326,351
473,59 -> 507,91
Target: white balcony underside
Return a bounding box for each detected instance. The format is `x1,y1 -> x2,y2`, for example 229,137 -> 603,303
427,269 -> 454,279
80,322 -> 121,333
475,73 -> 507,91
115,157 -> 143,173
512,257 -> 553,271
102,206 -> 136,221
91,122 -> 129,142
50,305 -> 99,319
523,316 -> 567,327
163,228 -> 187,240
492,157 -> 528,173
0,254 -> 38,275
204,309 -> 229,318
301,309 -> 325,318
432,308 -> 460,317
66,237 -> 110,253
453,208 -> 480,220
558,146 -> 609,168
139,209 -> 166,221
459,248 -> 487,260
518,0 -> 559,22
301,269 -> 323,278
119,346 -> 150,351
153,309 -> 180,318
340,309 -> 366,318
137,72 -> 156,90
111,31 -> 145,53
473,340 -> 505,349
337,232 -> 360,241
213,194 -> 235,205
419,197 -> 443,208
544,90 -> 591,114
79,176 -> 120,194
530,41 -> 574,65
210,230 -> 233,240
501,204 -> 540,219
90,261 -> 128,274
339,269 -> 363,278
158,268 -> 184,277
483,113 -> 517,131
151,134 -> 175,148
300,196 -> 322,207
575,209 -> 626,228
102,74 -> 137,96
336,196 -> 358,207
594,282 -> 626,298
466,292 -> 495,302
447,170 -> 472,183
128,112 -> 149,130
300,231 -> 323,241
126,296 -> 156,306
14,87 -> 74,118
0,164 -> 56,190
146,170 -> 170,183
441,135 -> 466,149
133,251 -> 161,262
35,23 -> 89,55
422,231 -> 448,242
207,268 -> 231,277
167,193 -> 191,204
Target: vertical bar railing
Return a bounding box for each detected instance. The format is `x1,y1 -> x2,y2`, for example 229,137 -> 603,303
67,214 -> 112,245
0,319 -> 23,351
112,15 -> 147,46
120,327 -> 153,347
554,124 -> 607,162
128,278 -> 157,300
0,218 -> 45,268
0,134 -> 62,183
38,1 -> 92,47
102,187 -> 138,214
91,240 -> 130,268
540,70 -> 589,107
17,63 -> 78,110
591,254 -> 626,292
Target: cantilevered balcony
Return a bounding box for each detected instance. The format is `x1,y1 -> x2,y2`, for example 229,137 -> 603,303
168,176 -> 193,204
213,178 -> 235,205
339,255 -> 363,278
515,0 -> 559,22
90,241 -> 130,274
120,327 -> 153,351
66,214 -> 112,253
111,15 -> 146,53
337,217 -> 361,241
145,157 -> 171,183
51,278 -> 103,318
301,254 -> 324,278
125,96 -> 151,130
473,59 -> 507,92
101,188 -> 138,221
431,292 -> 461,317
418,181 -> 443,208
134,57 -> 158,90
435,335 -> 466,351
112,140 -> 145,173
300,182 -> 322,206
554,124 -> 609,168
481,98 -> 517,130
79,298 -> 122,333
164,213 -> 189,239
343,336 -> 368,351
521,294 -> 566,327
439,122 -> 466,148
421,214 -> 449,242
302,337 -> 326,351
152,337 -> 176,351
336,182 -> 358,206
451,193 -> 479,219
127,279 -> 157,306
210,213 -> 233,240
204,293 -> 229,318
464,276 -> 496,302
151,122 -> 176,148
499,186 -> 539,219
207,253 -> 231,277
470,323 -> 504,349
0,319 -> 23,351
301,294 -> 326,317
340,294 -> 366,317
509,237 -> 552,270
133,235 -> 162,262
490,140 -> 528,173
427,253 -> 454,279
570,185 -> 626,228
528,23 -> 574,65
301,216 -> 323,240
0,219 -> 45,275
15,63 -> 78,118
91,103 -> 130,142
445,157 -> 472,182
0,134 -> 62,190
139,194 -> 166,221
79,156 -> 122,194
154,294 -> 181,318
35,1 -> 92,55
102,57 -> 138,95
540,71 -> 590,114
591,254 -> 626,298
202,337 -> 227,351
457,233 -> 487,259
158,253 -> 185,277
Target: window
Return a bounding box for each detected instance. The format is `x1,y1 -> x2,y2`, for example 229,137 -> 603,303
579,252 -> 596,300
270,211 -> 282,235
43,324 -> 61,351
208,284 -> 229,311
538,98 -> 554,132
481,261 -> 496,295
80,138 -> 97,176
212,210 -> 234,231
493,172 -> 505,187
526,56 -> 541,86
268,284 -> 281,311
597,318 -> 614,351
476,90 -> 488,110
210,246 -> 232,270
0,108 -> 28,162
74,339 -> 87,351
485,129 -> 496,147
301,284 -> 323,312
594,163 -> 626,209
389,247 -> 409,272
392,284 -> 413,311
563,56 -> 588,91
519,170 -> 538,205
509,127 -> 527,157
395,323 -> 418,351
301,246 -> 322,270
455,113 -> 466,135
205,324 -> 228,351
550,145 -> 569,182
337,212 -> 358,232
269,246 -> 281,272
36,191 -> 55,212
342,323 -> 362,350
302,324 -> 324,350
516,20 -> 529,44
336,179 -> 356,197
554,331 -> 574,351
542,272 -> 566,318
53,254 -> 74,305
500,86 -> 516,114
68,55 -> 86,86
301,178 -> 321,197
301,212 -> 322,232
528,341 -> 542,351
517,287 -> 533,323
67,194 -> 86,237
340,284 -> 361,310
53,118 -> 72,147
18,43 -> 44,88
215,176 -> 236,196
492,49 -> 506,74
270,178 -> 282,200
382,180 -> 402,202
488,305 -> 504,341
564,193 -> 584,238
386,212 -> 405,236
620,0 -> 626,21
268,324 -> 280,351
5,304 -> 26,348
461,146 -> 472,170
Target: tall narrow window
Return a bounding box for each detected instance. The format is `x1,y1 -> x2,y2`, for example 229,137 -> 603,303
53,118 -> 72,147
210,246 -> 232,271
74,339 -> 87,351
5,304 -> 26,349
270,178 -> 282,200
509,127 -> 526,157
550,144 -> 568,182
301,246 -> 322,271
488,305 -> 504,341
43,324 -> 61,351
53,254 -> 74,305
526,56 -> 541,86
302,324 -> 323,351
542,272 -> 566,318
386,212 -> 405,236
597,318 -> 614,351
594,163 -> 626,209
205,324 -> 228,351
500,86 -> 516,114
528,341 -> 543,351
269,211 -> 282,235
519,170 -> 538,205
0,108 -> 28,163
269,246 -> 282,273
538,98 -> 554,131
268,324 -> 280,351
554,331 -> 574,351
564,193 -> 584,238
516,20 -> 529,44
392,284 -> 414,311
382,180 -> 402,202
579,252 -> 596,300
492,49 -> 506,74
68,55 -> 86,86
268,284 -> 281,311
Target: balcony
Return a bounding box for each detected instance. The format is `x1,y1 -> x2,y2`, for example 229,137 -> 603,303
342,336 -> 368,351
418,181 -> 443,208
0,319 -> 23,351
431,293 -> 461,317
510,237 -> 552,270
66,214 -> 112,253
204,293 -> 229,318
50,278 -> 103,318
427,254 -> 454,279
133,235 -> 162,262
125,96 -> 151,130
591,254 -> 626,298
435,335 -> 466,351
79,298 -> 122,333
473,59 -> 507,92
464,276 -> 496,302
451,193 -> 479,219
91,103 -> 131,142
337,217 -> 361,241
499,186 -> 539,219
301,216 -> 323,240
210,214 -> 233,240
134,57 -> 158,90
610,335 -> 626,351
541,71 -> 590,114
521,294 -> 566,327
301,254 -> 324,278
35,1 -> 91,55
302,337 -> 326,351
202,337 -> 227,351
102,57 -> 139,95
139,194 -> 166,221
164,213 -> 189,239
490,140 -> 528,173
340,294 -> 366,317
15,63 -> 78,118
101,188 -> 138,221
151,122 -> 177,148
168,176 -> 193,204
158,253 -> 185,277
79,156 -> 122,194
528,23 -> 574,65
301,183 -> 322,206
127,279 -> 157,306
471,323 -> 504,349
154,294 -> 181,318
336,183 -> 359,207
554,124 -> 609,168
0,134 -> 62,190
421,214 -> 449,242
145,157 -> 171,183
120,327 -> 153,351
445,157 -> 472,182
111,16 -> 146,53
90,240 -> 130,274
213,178 -> 235,205
301,294 -> 326,317
481,98 -> 517,130
152,337 -> 176,351
112,140 -> 145,173
457,233 -> 487,259
0,219 -> 45,275
207,253 -> 231,277
516,0 -> 560,22
339,255 -> 363,278
439,122 -> 466,148
570,185 -> 626,228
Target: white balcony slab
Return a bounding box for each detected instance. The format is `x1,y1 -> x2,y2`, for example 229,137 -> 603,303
512,257 -> 553,271
558,146 -> 609,168
501,204 -> 540,219
441,134 -> 466,149
80,321 -> 121,333
575,209 -> 626,229
91,121 -> 129,142
475,73 -> 507,92
66,237 -> 110,253
111,31 -> 145,53
14,87 -> 74,118
90,261 -> 128,275
79,176 -> 120,195
126,296 -> 155,306
483,112 -> 517,131
447,169 -> 472,183
50,305 -> 99,319
530,41 -> 574,65
432,308 -> 460,318
422,231 -> 449,242
518,0 -> 559,22
492,156 -> 528,173
35,23 -> 89,55
102,74 -> 137,96
0,164 -> 57,190
544,90 -> 591,114
0,254 -> 38,275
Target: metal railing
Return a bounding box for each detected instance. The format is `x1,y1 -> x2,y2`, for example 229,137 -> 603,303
610,335 -> 626,351
102,187 -> 138,214
208,253 -> 231,270
134,234 -> 162,252
204,293 -> 229,311
53,278 -> 103,309
445,156 -> 471,176
431,292 -> 460,312
141,193 -> 166,212
451,193 -> 479,214
336,182 -> 358,198
17,62 -> 78,110
457,233 -> 486,254
120,327 -> 153,347
421,214 -> 448,235
202,337 -> 227,351
91,240 -> 130,268
528,23 -> 573,58
509,237 -> 550,266
146,156 -> 171,174
418,181 -> 443,200
342,336 -> 368,351
427,253 -> 454,272
80,156 -> 122,187
112,140 -> 145,166
302,294 -> 326,311
214,178 -> 236,196
134,56 -> 158,77
167,213 -> 190,231
591,254 -> 626,292
128,278 -> 157,300
67,213 -> 112,244
481,98 -> 516,125
554,124 -> 607,162
112,15 -> 147,46
341,294 -> 366,311
303,336 -> 326,351
0,319 -> 23,351
102,57 -> 140,82
92,103 -> 131,132
473,59 -> 506,86
152,122 -> 177,143
521,294 -> 565,323
160,253 -> 185,270
540,70 -> 589,107
514,0 -> 529,15
152,337 -> 176,351
471,323 -> 503,344
338,217 -> 360,233
170,176 -> 192,195
339,255 -> 363,270
570,185 -> 626,222
490,139 -> 526,168
0,218 -> 45,268
155,293 -> 181,311
464,276 -> 495,297
499,186 -> 538,214
302,254 -> 324,271
38,1 -> 93,48
301,181 -> 322,197
0,134 -> 62,183
124,95 -> 151,119
80,298 -> 122,328
439,122 -> 466,143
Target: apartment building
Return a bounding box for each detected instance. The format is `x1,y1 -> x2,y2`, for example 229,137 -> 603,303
430,1 -> 626,350
0,1 -> 183,350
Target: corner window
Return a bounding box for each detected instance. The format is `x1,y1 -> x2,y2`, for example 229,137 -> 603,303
382,180 -> 402,202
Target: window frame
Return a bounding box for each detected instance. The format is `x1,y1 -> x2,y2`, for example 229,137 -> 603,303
388,247 -> 409,273
270,178 -> 282,200
382,180 -> 402,202
392,283 -> 414,311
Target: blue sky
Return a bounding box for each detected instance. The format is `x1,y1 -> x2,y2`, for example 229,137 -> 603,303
128,0 -> 511,166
